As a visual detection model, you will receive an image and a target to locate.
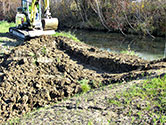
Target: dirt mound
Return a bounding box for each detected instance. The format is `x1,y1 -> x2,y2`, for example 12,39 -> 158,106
0,36 -> 166,123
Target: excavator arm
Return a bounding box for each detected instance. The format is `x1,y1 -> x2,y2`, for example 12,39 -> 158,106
30,0 -> 51,24
43,0 -> 52,18
30,0 -> 38,24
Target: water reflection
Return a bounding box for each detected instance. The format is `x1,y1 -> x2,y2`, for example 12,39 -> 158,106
72,30 -> 166,61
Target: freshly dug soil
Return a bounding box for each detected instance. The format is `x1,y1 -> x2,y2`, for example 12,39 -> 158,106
0,35 -> 166,123
15,74 -> 166,124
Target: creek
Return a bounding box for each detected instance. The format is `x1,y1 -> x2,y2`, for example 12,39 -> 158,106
71,29 -> 166,61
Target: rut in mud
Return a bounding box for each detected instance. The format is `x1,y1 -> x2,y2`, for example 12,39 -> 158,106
0,35 -> 166,123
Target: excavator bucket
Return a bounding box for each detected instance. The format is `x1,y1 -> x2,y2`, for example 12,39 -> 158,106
42,18 -> 58,30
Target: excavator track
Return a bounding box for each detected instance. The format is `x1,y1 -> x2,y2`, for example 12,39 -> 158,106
9,27 -> 56,40
9,27 -> 29,40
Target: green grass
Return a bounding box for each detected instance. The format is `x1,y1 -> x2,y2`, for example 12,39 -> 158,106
0,21 -> 15,33
120,50 -> 138,56
53,31 -> 81,42
78,79 -> 91,93
123,76 -> 166,108
41,46 -> 47,55
109,75 -> 166,123
0,21 -> 16,44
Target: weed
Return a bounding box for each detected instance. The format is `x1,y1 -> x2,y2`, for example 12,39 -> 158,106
78,79 -> 89,85
56,57 -> 60,63
29,52 -> 36,57
88,121 -> 93,125
128,110 -> 132,116
8,117 -> 20,124
29,52 -> 39,65
80,83 -> 91,93
90,80 -> 97,88
153,117 -> 157,124
78,79 -> 91,93
107,119 -> 111,123
115,94 -> 121,99
109,85 -> 113,89
145,103 -> 151,111
75,100 -> 80,108
108,99 -> 121,106
137,111 -> 142,119
120,50 -> 138,56
131,116 -> 135,123
125,98 -> 131,105
160,116 -> 166,124
141,72 -> 145,77
41,46 -> 47,55
98,81 -> 103,87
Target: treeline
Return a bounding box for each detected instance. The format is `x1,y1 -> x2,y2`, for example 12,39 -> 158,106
51,0 -> 166,37
0,0 -> 166,37
0,0 -> 20,21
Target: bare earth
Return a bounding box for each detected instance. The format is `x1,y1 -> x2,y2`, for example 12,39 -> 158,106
0,34 -> 166,124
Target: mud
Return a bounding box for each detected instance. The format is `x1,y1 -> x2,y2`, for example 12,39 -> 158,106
0,35 -> 166,123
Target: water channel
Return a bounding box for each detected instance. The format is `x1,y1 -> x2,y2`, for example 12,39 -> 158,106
70,29 -> 166,61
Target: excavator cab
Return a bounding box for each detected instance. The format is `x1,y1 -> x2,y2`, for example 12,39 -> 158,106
9,0 -> 58,40
22,0 -> 42,28
15,0 -> 42,29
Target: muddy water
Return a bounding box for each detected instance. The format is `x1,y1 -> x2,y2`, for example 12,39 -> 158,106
72,30 -> 166,61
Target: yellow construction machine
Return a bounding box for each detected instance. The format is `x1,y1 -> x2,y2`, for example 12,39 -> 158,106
9,0 -> 58,39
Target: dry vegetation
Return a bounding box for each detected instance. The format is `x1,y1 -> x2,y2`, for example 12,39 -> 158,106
0,0 -> 20,21
51,0 -> 166,37
0,0 -> 166,36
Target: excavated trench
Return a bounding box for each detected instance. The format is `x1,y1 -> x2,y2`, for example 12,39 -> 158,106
57,38 -> 148,73
0,36 -> 166,123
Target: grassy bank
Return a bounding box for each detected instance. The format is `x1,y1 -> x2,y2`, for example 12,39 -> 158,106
109,76 -> 166,124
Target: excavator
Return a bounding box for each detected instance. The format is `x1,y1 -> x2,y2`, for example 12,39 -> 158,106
9,0 -> 58,40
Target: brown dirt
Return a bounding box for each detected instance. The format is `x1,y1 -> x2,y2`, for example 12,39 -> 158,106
15,75 -> 166,124
0,35 -> 166,123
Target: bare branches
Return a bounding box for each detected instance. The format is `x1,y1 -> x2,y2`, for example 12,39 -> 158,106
93,0 -> 110,31
1,0 -> 166,37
